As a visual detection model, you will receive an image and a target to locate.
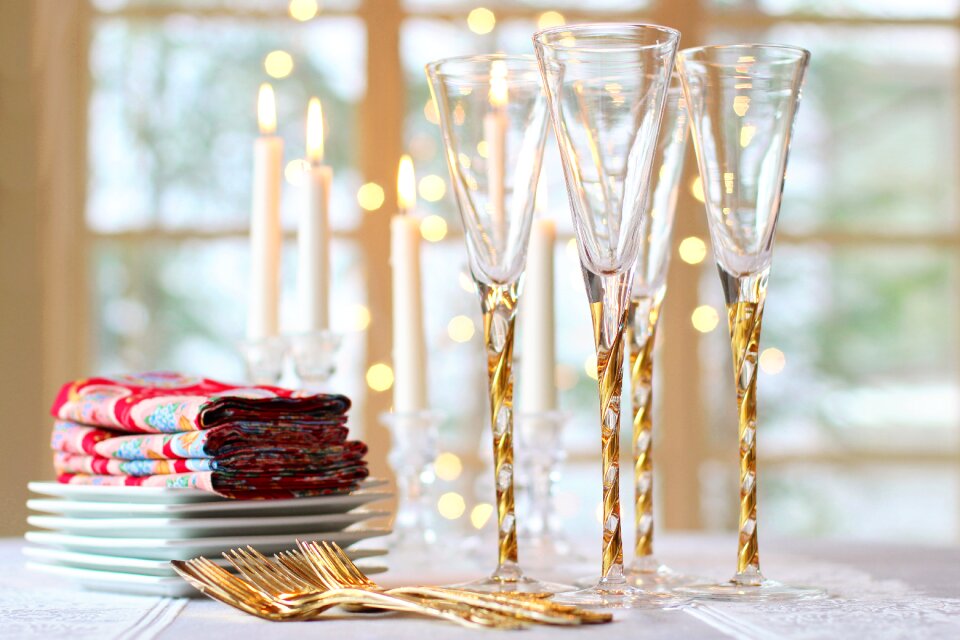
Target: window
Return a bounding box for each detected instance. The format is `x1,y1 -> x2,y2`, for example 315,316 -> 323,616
80,0 -> 960,544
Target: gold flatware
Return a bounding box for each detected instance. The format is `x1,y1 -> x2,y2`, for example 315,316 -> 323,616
290,540 -> 612,625
173,556 -> 518,628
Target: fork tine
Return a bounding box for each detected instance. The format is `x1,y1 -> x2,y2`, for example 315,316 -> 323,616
314,542 -> 356,585
224,549 -> 295,598
172,562 -> 272,618
234,547 -> 301,597
181,559 -> 275,611
275,550 -> 327,590
295,540 -> 343,589
318,541 -> 369,587
327,542 -> 376,586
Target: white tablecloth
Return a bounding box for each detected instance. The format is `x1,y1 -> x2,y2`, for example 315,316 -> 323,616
3,534 -> 959,639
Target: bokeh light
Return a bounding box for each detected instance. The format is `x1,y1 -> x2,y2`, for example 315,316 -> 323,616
470,503 -> 494,529
365,363 -> 394,391
691,305 -> 720,333
418,175 -> 447,202
467,7 -> 496,34
438,492 -> 466,519
288,0 -> 319,21
690,176 -> 705,203
678,236 -> 707,265
420,215 -> 448,242
264,50 -> 294,79
434,452 -> 463,481
357,182 -> 385,211
348,304 -> 371,332
447,315 -> 475,342
537,11 -> 565,29
760,347 -> 786,375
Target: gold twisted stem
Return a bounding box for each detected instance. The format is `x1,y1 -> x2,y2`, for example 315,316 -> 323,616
627,291 -> 664,563
721,269 -> 769,585
585,271 -> 632,581
478,281 -> 521,580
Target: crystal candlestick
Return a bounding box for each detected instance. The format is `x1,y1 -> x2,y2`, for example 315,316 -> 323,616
290,330 -> 343,391
239,336 -> 287,385
381,411 -> 443,552
516,411 -> 587,572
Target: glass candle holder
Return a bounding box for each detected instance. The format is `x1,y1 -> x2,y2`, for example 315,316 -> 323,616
239,335 -> 287,385
381,410 -> 443,553
290,330 -> 343,391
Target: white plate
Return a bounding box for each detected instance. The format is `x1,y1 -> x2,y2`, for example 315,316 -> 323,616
28,509 -> 389,538
27,488 -> 391,518
23,546 -> 387,578
25,527 -> 391,561
26,561 -> 203,597
27,478 -> 389,504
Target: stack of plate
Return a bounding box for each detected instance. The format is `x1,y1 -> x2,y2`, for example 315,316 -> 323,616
25,479 -> 392,596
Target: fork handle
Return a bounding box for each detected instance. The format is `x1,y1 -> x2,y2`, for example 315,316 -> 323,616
329,588 -> 519,629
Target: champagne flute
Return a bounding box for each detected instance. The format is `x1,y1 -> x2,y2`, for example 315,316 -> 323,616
426,54 -> 569,595
534,23 -> 681,608
675,44 -> 823,601
625,75 -> 695,590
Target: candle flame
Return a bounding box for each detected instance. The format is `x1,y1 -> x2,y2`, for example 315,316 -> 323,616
258,83 -> 277,135
489,60 -> 508,108
307,97 -> 324,163
397,154 -> 417,212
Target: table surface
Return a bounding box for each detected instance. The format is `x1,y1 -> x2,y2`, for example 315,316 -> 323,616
3,534 -> 959,639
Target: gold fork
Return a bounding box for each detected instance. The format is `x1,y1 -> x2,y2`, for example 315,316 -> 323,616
221,547 -> 523,629
174,555 -> 513,628
290,541 -> 612,625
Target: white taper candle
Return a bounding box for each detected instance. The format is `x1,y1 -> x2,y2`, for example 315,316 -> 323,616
299,97 -> 331,331
391,155 -> 428,412
519,216 -> 558,412
248,83 -> 283,340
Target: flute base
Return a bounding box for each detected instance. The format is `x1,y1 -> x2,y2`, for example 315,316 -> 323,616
553,576 -> 688,610
625,557 -> 699,591
675,579 -> 826,602
449,567 -> 573,597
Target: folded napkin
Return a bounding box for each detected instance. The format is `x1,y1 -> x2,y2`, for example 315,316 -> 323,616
51,420 -> 350,460
56,467 -> 369,499
54,443 -> 367,476
49,372 -> 369,499
51,372 -> 350,434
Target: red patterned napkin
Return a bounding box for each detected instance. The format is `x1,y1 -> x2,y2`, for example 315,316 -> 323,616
51,372 -> 350,434
48,372 -> 369,498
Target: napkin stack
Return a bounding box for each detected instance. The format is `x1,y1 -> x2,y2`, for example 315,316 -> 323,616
49,372 -> 369,499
